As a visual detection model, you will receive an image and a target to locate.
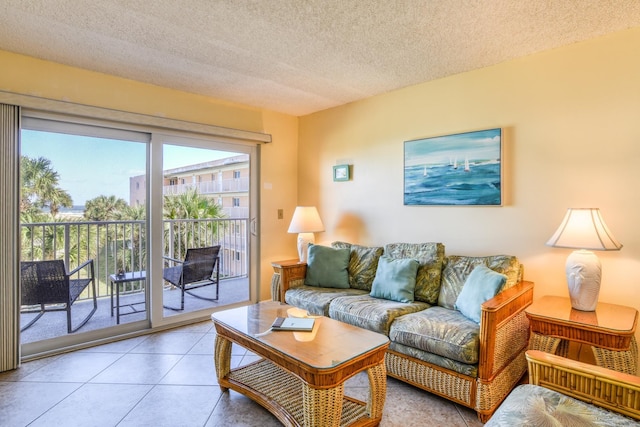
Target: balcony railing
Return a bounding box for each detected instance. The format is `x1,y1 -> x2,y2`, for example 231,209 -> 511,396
20,217 -> 249,301
163,177 -> 249,196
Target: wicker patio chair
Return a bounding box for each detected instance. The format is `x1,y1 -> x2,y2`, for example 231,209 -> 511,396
163,245 -> 220,311
20,259 -> 97,333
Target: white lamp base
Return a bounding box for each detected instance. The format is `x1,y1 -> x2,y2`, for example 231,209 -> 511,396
565,249 -> 602,311
297,232 -> 315,263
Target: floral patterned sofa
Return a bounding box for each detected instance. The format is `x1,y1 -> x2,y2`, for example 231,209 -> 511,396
276,242 -> 534,422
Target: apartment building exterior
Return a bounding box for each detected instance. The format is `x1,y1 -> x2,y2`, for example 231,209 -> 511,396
129,154 -> 249,277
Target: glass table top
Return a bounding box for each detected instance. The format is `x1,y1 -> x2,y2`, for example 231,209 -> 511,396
211,301 -> 389,369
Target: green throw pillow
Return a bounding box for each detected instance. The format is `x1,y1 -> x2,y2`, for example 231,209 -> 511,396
455,265 -> 507,323
370,256 -> 419,303
304,244 -> 350,288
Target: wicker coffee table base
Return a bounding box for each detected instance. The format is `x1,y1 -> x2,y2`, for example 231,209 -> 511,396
215,335 -> 386,427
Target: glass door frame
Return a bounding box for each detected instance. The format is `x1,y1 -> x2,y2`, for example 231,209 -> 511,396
150,133 -> 259,328
18,110 -> 262,359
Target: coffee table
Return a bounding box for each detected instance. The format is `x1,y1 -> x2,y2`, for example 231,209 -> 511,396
211,301 -> 389,427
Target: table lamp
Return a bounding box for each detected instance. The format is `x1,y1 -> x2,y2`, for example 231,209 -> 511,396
546,208 -> 622,311
287,206 -> 325,262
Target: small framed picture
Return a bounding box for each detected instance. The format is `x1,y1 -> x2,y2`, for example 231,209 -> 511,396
333,164 -> 350,181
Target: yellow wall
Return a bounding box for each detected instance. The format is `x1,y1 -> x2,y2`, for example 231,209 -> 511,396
0,50 -> 300,301
299,28 -> 640,342
3,24 -> 640,339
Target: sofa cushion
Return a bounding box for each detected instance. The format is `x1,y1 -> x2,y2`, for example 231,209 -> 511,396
329,294 -> 429,335
332,241 -> 384,291
304,244 -> 350,288
486,384 -> 634,427
389,306 -> 480,365
438,255 -> 521,309
370,256 -> 419,303
384,242 -> 445,305
455,265 -> 507,323
285,286 -> 368,316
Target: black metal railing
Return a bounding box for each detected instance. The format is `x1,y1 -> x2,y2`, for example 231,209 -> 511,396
20,218 -> 249,300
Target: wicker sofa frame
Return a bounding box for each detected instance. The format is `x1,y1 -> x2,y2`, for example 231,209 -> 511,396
275,262 -> 534,422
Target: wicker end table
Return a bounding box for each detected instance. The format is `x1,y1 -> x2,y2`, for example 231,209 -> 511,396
525,295 -> 638,374
211,301 -> 389,427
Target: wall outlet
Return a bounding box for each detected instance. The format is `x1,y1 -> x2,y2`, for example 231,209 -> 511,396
277,209 -> 283,219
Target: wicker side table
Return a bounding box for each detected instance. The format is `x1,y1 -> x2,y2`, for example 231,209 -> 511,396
526,295 -> 639,374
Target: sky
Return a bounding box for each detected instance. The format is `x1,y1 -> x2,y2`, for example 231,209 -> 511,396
404,128 -> 502,167
21,129 -> 237,206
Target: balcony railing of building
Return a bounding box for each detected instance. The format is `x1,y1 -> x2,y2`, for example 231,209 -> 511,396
20,217 -> 249,302
163,177 -> 249,197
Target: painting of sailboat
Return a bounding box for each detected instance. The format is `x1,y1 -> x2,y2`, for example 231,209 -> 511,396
404,128 -> 502,206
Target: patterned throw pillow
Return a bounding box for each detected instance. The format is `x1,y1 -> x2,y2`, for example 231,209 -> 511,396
383,242 -> 445,304
332,241 -> 384,291
438,255 -> 521,309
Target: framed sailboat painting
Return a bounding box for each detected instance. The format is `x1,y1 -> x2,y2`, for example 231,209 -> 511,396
404,128 -> 502,206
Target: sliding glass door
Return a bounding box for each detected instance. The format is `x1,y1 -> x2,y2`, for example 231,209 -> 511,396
158,139 -> 252,319
19,118 -> 149,352
19,116 -> 257,357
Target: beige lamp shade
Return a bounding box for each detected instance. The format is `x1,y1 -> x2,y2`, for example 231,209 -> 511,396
288,206 -> 325,262
546,208 -> 622,251
287,206 -> 325,233
546,208 -> 622,311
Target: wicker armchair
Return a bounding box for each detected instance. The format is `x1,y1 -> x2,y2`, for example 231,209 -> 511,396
485,349 -> 640,425
20,259 -> 97,333
163,245 -> 220,311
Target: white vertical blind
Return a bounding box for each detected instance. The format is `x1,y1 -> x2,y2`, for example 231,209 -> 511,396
0,103 -> 20,372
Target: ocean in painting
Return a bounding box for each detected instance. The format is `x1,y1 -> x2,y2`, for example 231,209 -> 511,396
404,128 -> 502,206
404,160 -> 501,205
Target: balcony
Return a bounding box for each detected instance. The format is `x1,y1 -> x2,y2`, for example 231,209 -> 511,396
163,177 -> 249,197
20,217 -> 250,344
19,276 -> 249,344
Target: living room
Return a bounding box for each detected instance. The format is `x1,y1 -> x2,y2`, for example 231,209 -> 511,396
1,2 -> 640,425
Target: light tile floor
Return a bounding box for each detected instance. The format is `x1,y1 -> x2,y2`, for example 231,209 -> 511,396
0,321 -> 485,426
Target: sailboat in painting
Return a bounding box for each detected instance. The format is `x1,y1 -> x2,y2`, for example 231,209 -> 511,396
464,157 -> 470,172
423,165 -> 428,177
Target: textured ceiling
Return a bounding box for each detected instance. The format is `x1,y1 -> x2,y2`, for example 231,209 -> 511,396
1,1 -> 640,116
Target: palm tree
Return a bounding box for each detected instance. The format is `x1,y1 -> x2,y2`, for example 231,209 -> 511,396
115,204 -> 146,220
163,188 -> 225,220
163,188 -> 226,259
84,195 -> 128,221
20,156 -> 73,217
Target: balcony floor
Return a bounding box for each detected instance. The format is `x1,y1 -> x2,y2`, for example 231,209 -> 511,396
20,277 -> 249,344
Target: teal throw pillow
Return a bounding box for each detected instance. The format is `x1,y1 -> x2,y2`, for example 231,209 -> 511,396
370,256 -> 419,303
304,245 -> 350,288
455,265 -> 507,323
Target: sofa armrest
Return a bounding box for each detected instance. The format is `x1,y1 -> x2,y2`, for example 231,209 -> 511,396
271,260 -> 307,302
478,280 -> 534,380
526,349 -> 640,420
